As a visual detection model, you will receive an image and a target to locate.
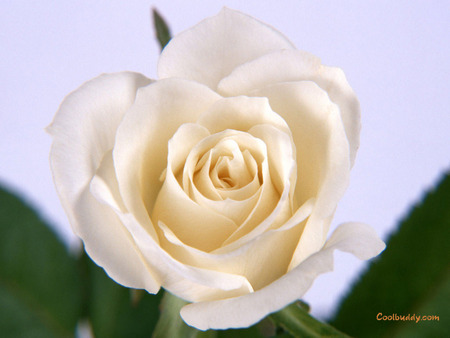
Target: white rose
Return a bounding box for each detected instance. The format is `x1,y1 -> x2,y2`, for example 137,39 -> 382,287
48,8 -> 385,330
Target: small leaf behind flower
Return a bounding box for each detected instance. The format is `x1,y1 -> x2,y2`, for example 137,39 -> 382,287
152,8 -> 172,51
331,172 -> 450,337
0,186 -> 82,337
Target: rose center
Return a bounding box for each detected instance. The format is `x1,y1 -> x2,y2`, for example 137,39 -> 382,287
192,137 -> 260,200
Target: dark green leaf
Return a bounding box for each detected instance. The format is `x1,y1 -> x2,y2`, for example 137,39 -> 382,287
331,172 -> 450,337
152,292 -> 217,338
80,252 -> 162,338
0,186 -> 82,337
152,8 -> 172,51
270,302 -> 349,337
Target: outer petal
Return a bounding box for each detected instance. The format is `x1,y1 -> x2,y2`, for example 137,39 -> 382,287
48,72 -> 151,209
180,223 -> 385,330
91,148 -> 253,302
157,196 -> 313,291
158,8 -> 295,90
218,50 -> 360,165
196,96 -> 290,136
48,72 -> 158,290
253,81 -> 351,266
118,213 -> 254,302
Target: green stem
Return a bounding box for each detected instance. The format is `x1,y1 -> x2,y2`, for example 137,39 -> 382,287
270,302 -> 350,338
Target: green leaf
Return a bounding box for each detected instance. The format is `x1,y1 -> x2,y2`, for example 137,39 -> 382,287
331,172 -> 450,337
152,292 -> 217,338
270,302 -> 349,337
152,8 -> 172,51
0,186 -> 82,337
80,252 -> 162,338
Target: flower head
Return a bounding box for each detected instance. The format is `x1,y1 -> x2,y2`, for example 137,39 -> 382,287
48,8 -> 385,330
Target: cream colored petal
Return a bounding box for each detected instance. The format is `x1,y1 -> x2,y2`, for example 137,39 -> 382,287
184,128 -> 289,248
180,223 -> 385,330
197,96 -> 290,135
218,50 -> 321,96
248,124 -> 296,197
220,161 -> 281,246
158,8 -> 295,90
215,190 -> 309,253
218,50 -> 360,165
92,149 -> 254,301
116,212 -> 254,302
184,132 -> 270,226
158,208 -> 305,291
75,189 -> 160,292
181,129 -> 265,195
48,72 -> 151,213
312,66 -> 361,167
90,150 -> 126,213
156,199 -> 315,294
195,150 -> 260,201
190,190 -> 261,226
113,78 -> 222,241
48,72 -> 157,290
253,81 -> 351,264
220,125 -> 297,246
167,123 -> 211,178
152,159 -> 238,252
192,152 -> 222,200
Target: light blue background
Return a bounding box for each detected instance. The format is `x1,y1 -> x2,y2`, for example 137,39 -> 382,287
1,0 -> 449,320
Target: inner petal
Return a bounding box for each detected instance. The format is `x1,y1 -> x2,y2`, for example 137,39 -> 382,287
183,130 -> 271,227
217,150 -> 260,201
208,139 -> 253,190
183,130 -> 265,201
212,156 -> 233,188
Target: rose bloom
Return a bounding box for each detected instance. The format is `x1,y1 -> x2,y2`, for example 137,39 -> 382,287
48,8 -> 385,330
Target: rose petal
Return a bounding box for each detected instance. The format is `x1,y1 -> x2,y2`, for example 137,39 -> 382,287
48,72 -> 157,290
152,159 -> 238,252
158,8 -> 295,90
312,66 -> 361,167
218,49 -> 360,165
194,149 -> 260,201
219,174 -> 290,249
48,72 -> 151,212
90,150 -> 126,213
113,78 -> 222,241
218,50 -> 321,96
158,205 -> 305,291
116,213 -> 254,302
182,130 -> 271,226
180,222 -> 385,330
75,189 -> 160,292
248,124 -> 296,198
90,150 -> 253,302
89,152 -> 161,292
156,199 -> 315,296
166,123 -> 211,178
253,81 -> 351,265
197,96 -> 290,135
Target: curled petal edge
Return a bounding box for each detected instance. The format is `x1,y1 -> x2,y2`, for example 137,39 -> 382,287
180,222 -> 385,330
90,151 -> 253,302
